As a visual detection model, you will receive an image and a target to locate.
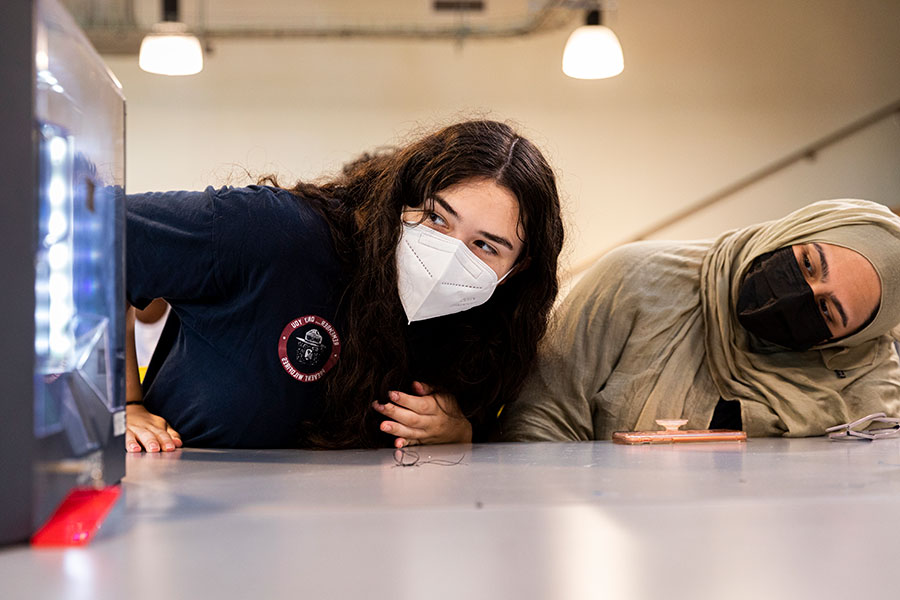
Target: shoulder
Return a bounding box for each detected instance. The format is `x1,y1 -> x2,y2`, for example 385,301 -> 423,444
600,239 -> 708,268
213,184 -> 302,205
583,239 -> 710,282
126,186 -> 331,237
597,240 -> 668,268
212,185 -> 323,222
126,188 -> 214,222
564,240 -> 709,317
575,241 -> 681,291
209,185 -> 332,241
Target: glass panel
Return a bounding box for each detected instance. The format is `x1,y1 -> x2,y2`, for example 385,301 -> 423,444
33,0 -> 125,456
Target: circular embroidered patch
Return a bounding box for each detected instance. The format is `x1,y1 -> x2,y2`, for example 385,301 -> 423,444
277,316 -> 341,382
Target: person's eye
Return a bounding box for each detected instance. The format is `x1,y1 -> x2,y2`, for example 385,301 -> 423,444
428,212 -> 447,227
803,252 -> 813,274
474,240 -> 498,256
819,298 -> 831,321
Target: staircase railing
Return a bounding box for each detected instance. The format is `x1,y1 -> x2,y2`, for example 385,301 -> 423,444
566,98 -> 900,280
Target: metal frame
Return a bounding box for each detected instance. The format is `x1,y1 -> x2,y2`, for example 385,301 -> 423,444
0,0 -> 38,545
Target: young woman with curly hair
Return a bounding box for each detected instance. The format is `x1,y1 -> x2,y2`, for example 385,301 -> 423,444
125,120 -> 565,451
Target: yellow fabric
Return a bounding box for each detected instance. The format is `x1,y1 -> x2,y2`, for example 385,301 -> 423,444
502,199 -> 900,441
138,366 -> 148,384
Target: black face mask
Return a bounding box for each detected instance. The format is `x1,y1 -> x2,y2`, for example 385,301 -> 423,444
736,247 -> 832,351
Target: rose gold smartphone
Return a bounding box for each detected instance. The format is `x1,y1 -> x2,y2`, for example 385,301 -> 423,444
612,429 -> 747,445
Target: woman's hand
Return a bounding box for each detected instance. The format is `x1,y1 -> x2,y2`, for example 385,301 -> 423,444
125,404 -> 183,453
373,381 -> 473,448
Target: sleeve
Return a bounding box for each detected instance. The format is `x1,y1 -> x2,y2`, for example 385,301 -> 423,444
836,342 -> 900,427
500,245 -> 643,442
126,187 -> 223,310
742,325 -> 900,437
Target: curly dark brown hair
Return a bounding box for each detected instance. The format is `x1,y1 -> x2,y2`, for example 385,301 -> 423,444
265,120 -> 564,448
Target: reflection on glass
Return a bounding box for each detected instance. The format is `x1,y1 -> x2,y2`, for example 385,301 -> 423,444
31,0 -> 126,526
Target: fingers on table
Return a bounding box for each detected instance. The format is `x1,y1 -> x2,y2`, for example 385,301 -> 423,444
124,430 -> 142,453
387,390 -> 435,415
126,425 -> 179,453
167,426 -> 184,447
411,381 -> 434,396
377,414 -> 426,440
374,400 -> 429,429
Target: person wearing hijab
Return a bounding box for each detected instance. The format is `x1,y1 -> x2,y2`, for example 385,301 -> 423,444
500,199 -> 900,441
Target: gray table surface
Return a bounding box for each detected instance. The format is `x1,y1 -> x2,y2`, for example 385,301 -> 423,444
2,438 -> 899,599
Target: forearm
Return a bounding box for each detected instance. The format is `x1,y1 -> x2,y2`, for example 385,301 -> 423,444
125,303 -> 143,404
500,367 -> 592,442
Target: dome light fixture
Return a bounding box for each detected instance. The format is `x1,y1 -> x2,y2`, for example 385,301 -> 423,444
139,0 -> 203,76
562,9 -> 624,80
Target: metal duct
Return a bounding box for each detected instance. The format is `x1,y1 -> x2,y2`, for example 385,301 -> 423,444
62,0 -> 579,54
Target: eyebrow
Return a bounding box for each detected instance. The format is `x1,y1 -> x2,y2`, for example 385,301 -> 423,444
829,293 -> 849,328
480,231 -> 515,251
432,195 -> 459,219
432,194 -> 515,251
811,243 -> 847,327
813,243 -> 830,281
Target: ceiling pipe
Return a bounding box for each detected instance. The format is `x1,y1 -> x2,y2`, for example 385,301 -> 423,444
78,0 -> 577,54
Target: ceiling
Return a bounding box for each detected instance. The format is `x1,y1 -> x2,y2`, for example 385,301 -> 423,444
62,0 -> 586,53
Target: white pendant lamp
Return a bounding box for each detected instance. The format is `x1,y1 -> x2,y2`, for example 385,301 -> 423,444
562,9 -> 624,80
139,0 -> 203,76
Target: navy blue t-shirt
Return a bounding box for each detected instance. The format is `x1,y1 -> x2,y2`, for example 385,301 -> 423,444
126,185 -> 346,448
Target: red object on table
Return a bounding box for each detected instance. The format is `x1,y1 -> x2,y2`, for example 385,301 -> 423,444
31,486 -> 121,547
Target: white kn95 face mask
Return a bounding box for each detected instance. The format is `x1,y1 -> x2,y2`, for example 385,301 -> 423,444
396,222 -> 509,323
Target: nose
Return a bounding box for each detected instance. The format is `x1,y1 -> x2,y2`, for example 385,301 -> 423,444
805,277 -> 828,298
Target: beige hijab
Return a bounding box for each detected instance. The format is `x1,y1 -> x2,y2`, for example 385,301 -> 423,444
502,199 -> 900,441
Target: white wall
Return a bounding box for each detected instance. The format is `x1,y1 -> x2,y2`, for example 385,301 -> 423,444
103,0 -> 900,276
